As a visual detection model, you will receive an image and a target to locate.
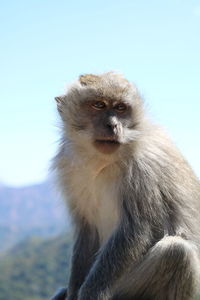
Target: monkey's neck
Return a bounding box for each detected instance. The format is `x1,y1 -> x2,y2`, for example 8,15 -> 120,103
68,141 -> 121,176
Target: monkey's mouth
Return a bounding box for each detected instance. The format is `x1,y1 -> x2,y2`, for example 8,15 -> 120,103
94,139 -> 120,154
95,139 -> 120,144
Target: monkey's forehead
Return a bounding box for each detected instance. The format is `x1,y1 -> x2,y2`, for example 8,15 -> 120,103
62,72 -> 139,104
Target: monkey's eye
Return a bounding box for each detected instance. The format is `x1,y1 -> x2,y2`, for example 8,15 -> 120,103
91,101 -> 106,110
114,103 -> 127,112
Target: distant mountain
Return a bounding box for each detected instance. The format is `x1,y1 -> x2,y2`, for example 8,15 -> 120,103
0,181 -> 71,251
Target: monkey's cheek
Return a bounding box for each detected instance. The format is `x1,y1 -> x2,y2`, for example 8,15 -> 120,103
93,141 -> 120,155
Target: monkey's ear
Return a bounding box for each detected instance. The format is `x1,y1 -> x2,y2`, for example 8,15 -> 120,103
55,96 -> 63,103
55,96 -> 64,113
79,74 -> 100,86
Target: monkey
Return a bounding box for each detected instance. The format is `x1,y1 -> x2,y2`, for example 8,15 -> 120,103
51,72 -> 200,300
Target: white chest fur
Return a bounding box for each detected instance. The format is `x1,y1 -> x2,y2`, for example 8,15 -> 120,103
64,155 -> 121,244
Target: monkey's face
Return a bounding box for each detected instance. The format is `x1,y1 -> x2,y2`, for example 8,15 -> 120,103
79,97 -> 138,155
56,72 -> 144,155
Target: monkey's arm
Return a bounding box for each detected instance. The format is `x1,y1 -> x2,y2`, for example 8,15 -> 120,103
67,221 -> 100,300
78,212 -> 152,300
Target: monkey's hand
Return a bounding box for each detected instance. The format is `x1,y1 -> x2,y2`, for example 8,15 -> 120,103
51,288 -> 77,300
77,283 -> 110,300
50,287 -> 68,300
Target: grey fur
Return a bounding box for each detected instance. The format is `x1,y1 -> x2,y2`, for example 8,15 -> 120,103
51,72 -> 200,300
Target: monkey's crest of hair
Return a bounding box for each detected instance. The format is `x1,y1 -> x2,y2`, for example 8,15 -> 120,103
79,74 -> 101,86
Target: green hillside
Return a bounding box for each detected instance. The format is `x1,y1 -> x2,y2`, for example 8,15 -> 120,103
0,234 -> 72,300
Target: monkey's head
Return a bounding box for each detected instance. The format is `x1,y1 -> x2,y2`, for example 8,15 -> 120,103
55,72 -> 144,155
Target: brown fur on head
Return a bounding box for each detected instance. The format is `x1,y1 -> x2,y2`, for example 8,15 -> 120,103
79,74 -> 101,86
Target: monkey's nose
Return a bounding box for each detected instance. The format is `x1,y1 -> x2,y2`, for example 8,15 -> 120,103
106,122 -> 117,130
106,116 -> 118,130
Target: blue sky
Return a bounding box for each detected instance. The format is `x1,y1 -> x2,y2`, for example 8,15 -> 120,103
0,0 -> 200,186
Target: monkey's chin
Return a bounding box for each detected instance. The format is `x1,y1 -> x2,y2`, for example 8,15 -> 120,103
93,140 -> 120,155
